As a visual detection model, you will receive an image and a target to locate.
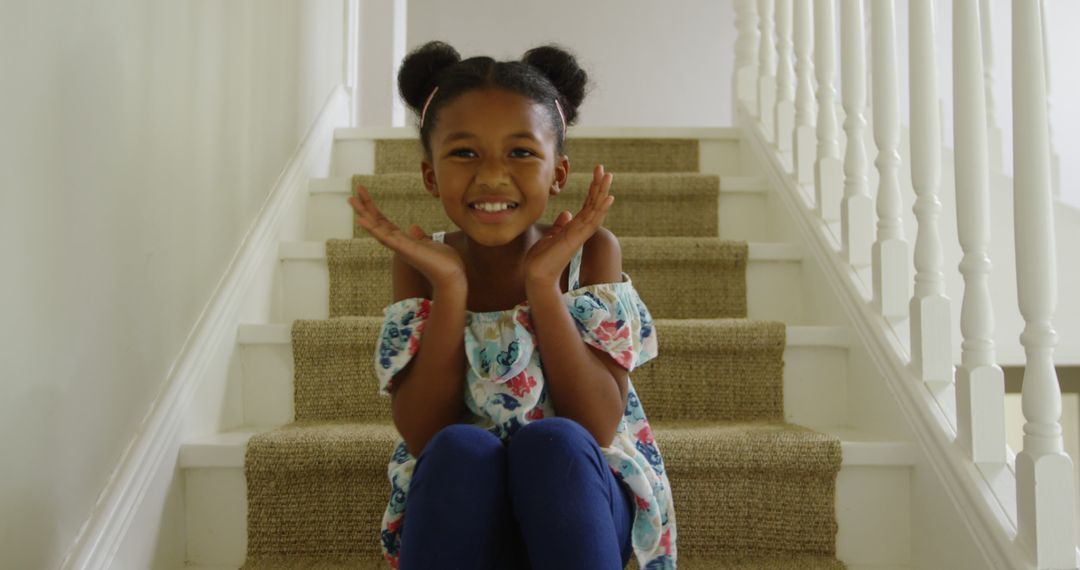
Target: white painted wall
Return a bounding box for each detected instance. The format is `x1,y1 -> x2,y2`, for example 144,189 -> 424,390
0,1 -> 345,568
406,0 -> 737,128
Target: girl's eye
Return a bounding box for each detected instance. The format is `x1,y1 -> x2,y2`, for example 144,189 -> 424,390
448,148 -> 536,158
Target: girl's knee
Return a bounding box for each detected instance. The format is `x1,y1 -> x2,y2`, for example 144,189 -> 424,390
507,417 -> 594,460
421,423 -> 504,463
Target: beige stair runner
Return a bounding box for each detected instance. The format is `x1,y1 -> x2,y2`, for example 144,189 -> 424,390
241,138 -> 844,569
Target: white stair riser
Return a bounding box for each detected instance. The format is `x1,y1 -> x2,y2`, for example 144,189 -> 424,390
236,340 -> 845,429
274,256 -> 805,324
330,138 -> 746,178
183,462 -> 906,567
304,189 -> 774,242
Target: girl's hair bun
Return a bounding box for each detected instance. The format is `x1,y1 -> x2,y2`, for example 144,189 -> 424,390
521,44 -> 588,125
397,41 -> 462,113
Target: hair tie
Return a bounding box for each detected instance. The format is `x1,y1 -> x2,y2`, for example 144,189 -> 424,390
419,86 -> 439,129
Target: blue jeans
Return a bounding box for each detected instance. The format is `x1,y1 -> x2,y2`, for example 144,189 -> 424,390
398,417 -> 635,570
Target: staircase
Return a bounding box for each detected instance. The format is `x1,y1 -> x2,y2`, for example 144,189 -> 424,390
178,127 -> 918,569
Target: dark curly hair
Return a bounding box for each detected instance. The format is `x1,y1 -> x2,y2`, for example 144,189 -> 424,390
396,40 -> 591,159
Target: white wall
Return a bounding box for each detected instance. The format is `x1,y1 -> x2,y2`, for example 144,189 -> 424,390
406,0 -> 737,128
0,1 -> 345,568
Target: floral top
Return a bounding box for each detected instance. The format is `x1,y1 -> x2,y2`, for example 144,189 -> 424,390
373,231 -> 677,569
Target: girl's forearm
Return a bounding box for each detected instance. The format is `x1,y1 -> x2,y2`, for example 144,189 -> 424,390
525,280 -> 623,447
389,282 -> 468,457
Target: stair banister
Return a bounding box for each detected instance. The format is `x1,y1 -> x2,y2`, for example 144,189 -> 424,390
773,0 -> 794,157
813,0 -> 842,221
792,0 -> 815,188
908,0 -> 953,385
952,0 -> 1007,465
734,0 -> 759,115
869,0 -> 908,318
734,0 -> 1080,565
757,0 -> 776,135
839,0 -> 872,267
1012,1 -> 1077,566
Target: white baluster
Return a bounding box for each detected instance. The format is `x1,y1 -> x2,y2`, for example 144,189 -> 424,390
814,0 -> 842,221
908,0 -> 952,384
735,0 -> 760,112
1039,0 -> 1062,200
774,0 -> 795,157
793,0 -> 816,187
953,0 -> 1005,464
979,0 -> 1004,173
758,0 -> 777,140
840,0 -> 873,266
1013,1 -> 1077,566
870,0 -> 908,317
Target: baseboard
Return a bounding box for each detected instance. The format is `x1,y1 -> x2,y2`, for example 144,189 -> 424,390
59,85 -> 351,570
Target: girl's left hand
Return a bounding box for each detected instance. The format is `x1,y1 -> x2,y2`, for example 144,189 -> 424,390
524,164 -> 615,287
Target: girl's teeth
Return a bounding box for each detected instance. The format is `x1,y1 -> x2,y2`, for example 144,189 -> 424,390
474,203 -> 516,212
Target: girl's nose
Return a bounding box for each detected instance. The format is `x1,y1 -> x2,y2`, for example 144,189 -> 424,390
476,156 -> 510,189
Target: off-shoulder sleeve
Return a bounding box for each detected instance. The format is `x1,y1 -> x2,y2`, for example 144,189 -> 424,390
563,277 -> 658,372
373,297 -> 432,397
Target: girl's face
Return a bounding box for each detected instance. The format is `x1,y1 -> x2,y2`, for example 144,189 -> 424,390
420,88 -> 570,247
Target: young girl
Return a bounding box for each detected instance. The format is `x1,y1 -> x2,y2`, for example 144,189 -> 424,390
348,40 -> 677,570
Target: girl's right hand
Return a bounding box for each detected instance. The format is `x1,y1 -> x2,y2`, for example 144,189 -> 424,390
348,183 -> 467,290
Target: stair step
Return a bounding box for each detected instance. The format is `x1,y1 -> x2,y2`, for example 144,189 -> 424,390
180,424 -> 915,470
276,239 -> 805,323
235,323 -> 850,430
181,425 -> 907,470
305,174 -> 775,242
179,424 -> 914,569
330,127 -> 747,177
